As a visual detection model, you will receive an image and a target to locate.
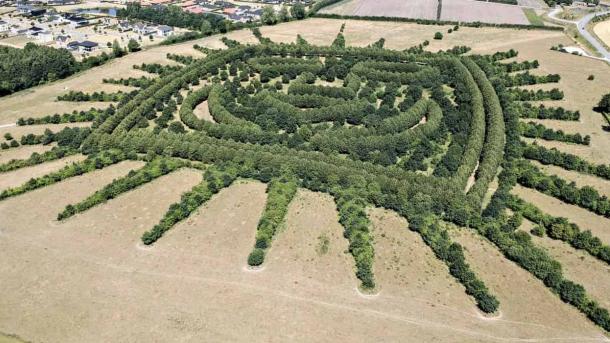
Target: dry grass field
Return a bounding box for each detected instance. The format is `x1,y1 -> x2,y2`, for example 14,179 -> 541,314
593,19 -> 610,49
2,17 -> 610,342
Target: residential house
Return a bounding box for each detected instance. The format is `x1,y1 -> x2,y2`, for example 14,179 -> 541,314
133,22 -> 155,35
68,40 -> 98,52
0,20 -> 9,32
156,25 -> 173,37
17,4 -> 47,16
25,26 -> 44,38
118,21 -> 132,32
34,30 -> 53,43
67,15 -> 88,28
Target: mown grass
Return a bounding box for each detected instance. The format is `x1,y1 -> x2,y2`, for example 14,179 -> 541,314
523,8 -> 544,27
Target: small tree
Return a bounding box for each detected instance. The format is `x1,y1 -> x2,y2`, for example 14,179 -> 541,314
200,20 -> 212,35
291,3 -> 306,20
278,5 -> 289,22
262,5 -> 277,25
596,93 -> 610,113
111,40 -> 124,57
127,38 -> 140,52
588,74 -> 595,81
434,32 -> 443,40
248,248 -> 265,266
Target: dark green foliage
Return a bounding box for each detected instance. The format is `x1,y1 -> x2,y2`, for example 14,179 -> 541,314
0,43 -> 78,96
516,103 -> 579,120
0,147 -> 76,173
523,143 -> 610,181
519,121 -> 590,145
248,175 -> 297,265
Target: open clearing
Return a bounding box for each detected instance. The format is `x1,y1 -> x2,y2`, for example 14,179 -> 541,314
593,19 -> 610,49
2,17 -> 610,342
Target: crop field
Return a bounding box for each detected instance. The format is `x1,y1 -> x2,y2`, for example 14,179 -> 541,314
319,0 -> 438,20
1,18 -> 610,342
320,0 -> 531,25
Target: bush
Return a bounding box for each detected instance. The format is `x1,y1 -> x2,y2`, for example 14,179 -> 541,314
247,248 -> 265,266
588,75 -> 595,81
434,32 -> 443,40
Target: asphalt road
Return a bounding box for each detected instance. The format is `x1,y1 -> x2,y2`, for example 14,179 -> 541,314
549,7 -> 610,61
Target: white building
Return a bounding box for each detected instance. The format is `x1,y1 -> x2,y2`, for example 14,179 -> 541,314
156,25 -> 173,37
0,21 -> 9,32
35,30 -> 53,43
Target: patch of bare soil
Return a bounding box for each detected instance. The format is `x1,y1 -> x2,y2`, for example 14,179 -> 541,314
192,100 -> 215,123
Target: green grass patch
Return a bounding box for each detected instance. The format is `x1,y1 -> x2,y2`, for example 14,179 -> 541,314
523,8 -> 544,27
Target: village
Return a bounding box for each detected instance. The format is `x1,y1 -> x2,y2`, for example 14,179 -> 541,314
0,0 -> 309,57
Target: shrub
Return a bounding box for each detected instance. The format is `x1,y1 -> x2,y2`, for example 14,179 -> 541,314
434,32 -> 443,40
248,248 -> 265,266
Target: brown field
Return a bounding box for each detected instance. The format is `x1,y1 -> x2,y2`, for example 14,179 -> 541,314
319,0 -> 438,20
593,20 -> 610,48
2,18 -> 610,342
520,219 -> 610,310
440,0 -> 529,25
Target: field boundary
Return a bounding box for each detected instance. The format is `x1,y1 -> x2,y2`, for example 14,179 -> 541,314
312,13 -> 564,31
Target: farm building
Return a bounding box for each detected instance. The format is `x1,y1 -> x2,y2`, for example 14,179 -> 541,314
68,40 -> 98,52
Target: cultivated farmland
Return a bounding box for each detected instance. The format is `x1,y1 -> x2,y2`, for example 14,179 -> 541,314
1,17 -> 610,342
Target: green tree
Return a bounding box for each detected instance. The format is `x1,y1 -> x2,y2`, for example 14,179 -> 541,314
262,5 -> 277,25
278,5 -> 289,22
597,93 -> 610,113
291,4 -> 306,19
127,38 -> 140,52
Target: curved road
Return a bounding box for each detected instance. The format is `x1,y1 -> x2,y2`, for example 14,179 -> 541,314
548,7 -> 610,61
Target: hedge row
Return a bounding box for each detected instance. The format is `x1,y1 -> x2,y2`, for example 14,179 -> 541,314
507,194 -> 610,265
0,147 -> 77,173
409,216 -> 499,313
17,108 -> 105,126
517,103 -> 580,120
519,121 -> 590,145
516,160 -> 610,218
0,150 -> 127,201
141,164 -> 238,245
57,157 -> 188,220
523,143 -> 610,181
248,175 -> 298,266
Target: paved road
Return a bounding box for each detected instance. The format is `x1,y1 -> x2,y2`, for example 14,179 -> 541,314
548,7 -> 610,61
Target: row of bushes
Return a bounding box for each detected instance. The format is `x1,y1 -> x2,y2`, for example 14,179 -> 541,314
57,157 -> 187,220
57,90 -> 127,102
409,216 -> 499,313
516,160 -> 610,218
523,143 -> 610,181
334,187 -> 376,289
248,175 -> 298,266
503,72 -> 560,87
517,103 -> 580,120
509,88 -> 564,101
17,108 -> 104,126
463,58 -> 505,203
311,14 -> 564,31
519,121 -> 590,145
477,220 -> 610,332
0,150 -> 127,201
103,76 -> 154,88
507,195 -> 610,265
0,147 -> 76,173
141,164 -> 238,245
